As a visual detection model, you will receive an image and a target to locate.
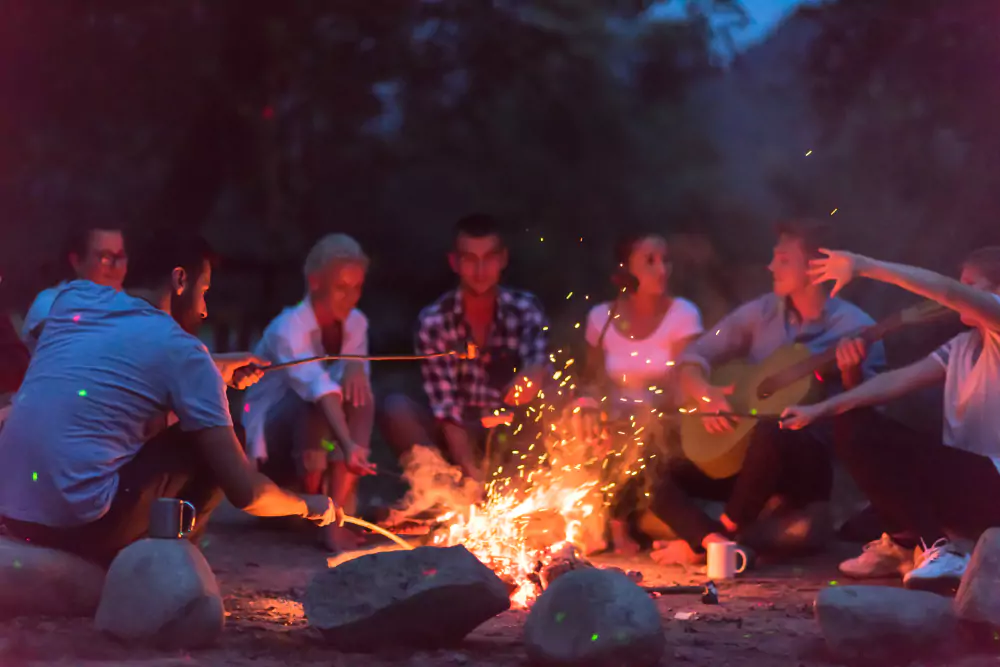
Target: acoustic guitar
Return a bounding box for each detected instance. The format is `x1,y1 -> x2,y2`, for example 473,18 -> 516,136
678,300 -> 951,480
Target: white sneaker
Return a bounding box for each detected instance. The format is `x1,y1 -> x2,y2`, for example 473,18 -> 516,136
903,538 -> 969,595
839,533 -> 914,579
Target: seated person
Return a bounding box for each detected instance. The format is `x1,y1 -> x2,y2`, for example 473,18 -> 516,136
648,219 -> 886,564
381,214 -> 550,484
22,221 -> 128,353
783,246 -> 1000,592
580,232 -> 703,553
0,276 -> 29,397
584,232 -> 703,403
243,234 -> 376,553
0,232 -> 340,567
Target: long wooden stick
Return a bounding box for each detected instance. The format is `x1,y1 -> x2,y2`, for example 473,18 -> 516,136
262,343 -> 479,372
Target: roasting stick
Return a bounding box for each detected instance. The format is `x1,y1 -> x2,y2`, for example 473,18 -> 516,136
262,342 -> 479,372
482,409 -> 784,428
342,515 -> 414,550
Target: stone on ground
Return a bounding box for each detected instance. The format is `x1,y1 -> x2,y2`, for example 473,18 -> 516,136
94,538 -> 224,649
0,536 -> 106,619
955,527 -> 1000,626
523,568 -> 664,667
815,585 -> 956,663
304,544 -> 511,652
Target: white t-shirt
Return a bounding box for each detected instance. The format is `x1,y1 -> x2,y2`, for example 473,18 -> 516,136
585,297 -> 703,397
0,281 -> 233,527
932,326 -> 1000,473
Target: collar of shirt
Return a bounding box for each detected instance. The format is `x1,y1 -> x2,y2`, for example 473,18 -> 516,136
777,295 -> 836,333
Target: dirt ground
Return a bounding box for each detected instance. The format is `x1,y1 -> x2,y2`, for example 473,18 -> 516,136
2,504 -> 999,667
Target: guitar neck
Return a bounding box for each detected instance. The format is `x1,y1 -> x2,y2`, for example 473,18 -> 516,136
811,319 -> 894,371
775,315 -> 901,385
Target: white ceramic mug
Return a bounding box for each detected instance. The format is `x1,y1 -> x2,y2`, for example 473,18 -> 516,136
706,541 -> 747,580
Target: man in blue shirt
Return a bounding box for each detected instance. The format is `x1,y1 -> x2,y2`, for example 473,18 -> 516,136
0,232 -> 342,566
649,220 -> 885,564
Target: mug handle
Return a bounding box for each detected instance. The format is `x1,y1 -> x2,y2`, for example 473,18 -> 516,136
180,500 -> 197,537
734,548 -> 748,574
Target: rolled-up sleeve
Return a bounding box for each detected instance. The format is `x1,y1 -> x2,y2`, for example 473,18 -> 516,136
417,315 -> 461,424
680,300 -> 758,372
271,319 -> 342,402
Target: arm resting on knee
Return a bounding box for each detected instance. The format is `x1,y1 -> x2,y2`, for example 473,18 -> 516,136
191,426 -> 308,517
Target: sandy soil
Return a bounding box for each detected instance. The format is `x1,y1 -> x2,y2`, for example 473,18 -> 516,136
2,505 -> 999,667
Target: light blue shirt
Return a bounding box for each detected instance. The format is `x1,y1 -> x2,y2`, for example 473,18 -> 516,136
21,282 -> 67,354
0,281 -> 233,527
683,293 -> 886,447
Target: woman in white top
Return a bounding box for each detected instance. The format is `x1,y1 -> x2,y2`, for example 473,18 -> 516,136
581,232 -> 704,553
584,233 -> 703,404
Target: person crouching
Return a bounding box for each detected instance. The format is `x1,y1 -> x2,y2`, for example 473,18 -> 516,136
243,234 -> 376,553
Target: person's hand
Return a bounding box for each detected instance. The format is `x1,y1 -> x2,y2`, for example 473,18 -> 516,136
697,383 -> 737,434
342,362 -> 372,407
504,367 -> 546,406
344,446 -> 378,476
808,249 -> 870,297
835,337 -> 867,386
301,495 -> 344,527
779,403 -> 829,430
215,353 -> 269,390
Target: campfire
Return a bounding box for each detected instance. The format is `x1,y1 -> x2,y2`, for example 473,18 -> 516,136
391,361 -> 665,607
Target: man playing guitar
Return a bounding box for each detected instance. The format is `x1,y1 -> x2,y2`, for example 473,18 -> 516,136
782,247 -> 1000,593
649,219 -> 886,565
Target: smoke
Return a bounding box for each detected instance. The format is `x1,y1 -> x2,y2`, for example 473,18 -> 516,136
388,445 -> 481,522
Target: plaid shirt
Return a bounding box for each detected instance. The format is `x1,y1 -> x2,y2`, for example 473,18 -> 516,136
416,287 -> 549,423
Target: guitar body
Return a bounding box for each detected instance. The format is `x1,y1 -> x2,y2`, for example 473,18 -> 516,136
679,343 -> 823,479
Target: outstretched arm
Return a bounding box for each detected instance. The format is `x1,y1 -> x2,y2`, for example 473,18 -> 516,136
810,249 -> 1000,331
781,356 -> 945,430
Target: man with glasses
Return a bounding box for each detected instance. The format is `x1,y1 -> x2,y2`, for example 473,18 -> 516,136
22,223 -> 128,352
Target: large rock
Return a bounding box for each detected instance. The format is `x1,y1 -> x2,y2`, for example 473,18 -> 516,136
955,528 -> 1000,626
304,545 -> 510,652
523,568 -> 664,667
0,536 -> 106,619
816,585 -> 956,663
94,538 -> 224,649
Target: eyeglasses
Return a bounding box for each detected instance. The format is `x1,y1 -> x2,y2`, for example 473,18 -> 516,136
96,252 -> 128,267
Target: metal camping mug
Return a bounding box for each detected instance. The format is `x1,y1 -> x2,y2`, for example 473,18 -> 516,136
148,498 -> 197,539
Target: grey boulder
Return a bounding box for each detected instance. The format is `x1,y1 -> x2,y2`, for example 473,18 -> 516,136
0,536 -> 105,619
524,568 -> 665,667
816,585 -> 956,663
94,538 -> 224,649
304,544 -> 510,652
955,527 -> 1000,627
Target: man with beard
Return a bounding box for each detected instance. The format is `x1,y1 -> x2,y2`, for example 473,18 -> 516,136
381,214 -> 550,483
0,232 -> 342,566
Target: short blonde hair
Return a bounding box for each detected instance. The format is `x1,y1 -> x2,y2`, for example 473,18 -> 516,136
303,233 -> 369,281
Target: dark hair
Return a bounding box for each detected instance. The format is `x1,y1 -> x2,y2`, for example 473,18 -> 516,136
125,230 -> 217,290
963,247 -> 1000,287
454,213 -> 504,247
613,231 -> 667,270
65,222 -> 125,260
774,218 -> 830,259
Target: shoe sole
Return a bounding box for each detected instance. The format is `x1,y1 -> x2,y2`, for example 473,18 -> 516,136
904,574 -> 962,597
